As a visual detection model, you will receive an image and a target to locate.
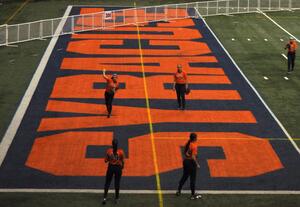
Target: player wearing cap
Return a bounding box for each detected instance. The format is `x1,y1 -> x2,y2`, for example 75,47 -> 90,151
285,37 -> 298,73
102,139 -> 125,205
103,69 -> 119,118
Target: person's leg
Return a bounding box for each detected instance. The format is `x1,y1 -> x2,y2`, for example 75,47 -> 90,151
288,54 -> 292,72
107,93 -> 114,117
180,85 -> 186,109
114,166 -> 122,200
105,92 -> 110,113
175,84 -> 181,108
103,165 -> 114,204
177,160 -> 190,194
190,162 -> 197,196
291,53 -> 296,71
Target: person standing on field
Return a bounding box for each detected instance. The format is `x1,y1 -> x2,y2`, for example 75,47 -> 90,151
103,69 -> 119,118
285,37 -> 298,73
173,64 -> 188,110
176,133 -> 201,200
102,139 -> 125,205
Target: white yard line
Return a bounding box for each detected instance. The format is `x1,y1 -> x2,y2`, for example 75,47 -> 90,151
257,9 -> 300,43
1,189 -> 300,194
281,53 -> 288,59
0,6 -> 73,166
197,10 -> 300,155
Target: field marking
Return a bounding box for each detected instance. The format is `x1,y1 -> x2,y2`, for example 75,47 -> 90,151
134,3 -> 164,207
4,0 -> 30,24
0,6 -> 73,166
1,189 -> 300,194
257,9 -> 300,43
198,13 -> 300,155
281,53 -> 288,59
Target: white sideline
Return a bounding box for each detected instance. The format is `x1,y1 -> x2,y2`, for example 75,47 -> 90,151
257,9 -> 300,43
0,6 -> 73,166
1,189 -> 300,194
281,53 -> 288,59
196,9 -> 300,155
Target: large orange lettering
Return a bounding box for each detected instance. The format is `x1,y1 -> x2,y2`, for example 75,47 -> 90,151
50,74 -> 238,100
67,39 -> 211,56
26,131 -> 283,177
61,56 -> 223,75
71,27 -> 202,40
39,102 -> 256,131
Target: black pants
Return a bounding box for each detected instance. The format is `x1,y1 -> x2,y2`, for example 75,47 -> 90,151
175,84 -> 186,109
105,91 -> 115,115
104,164 -> 122,199
288,52 -> 296,72
177,159 -> 197,195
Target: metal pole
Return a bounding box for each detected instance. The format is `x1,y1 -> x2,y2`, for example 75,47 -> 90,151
207,1 -> 209,15
247,0 -> 250,12
269,0 -> 271,10
28,23 -> 30,40
238,0 -> 240,13
17,25 -> 20,42
289,0 -> 292,10
176,4 -> 178,19
186,3 -> 188,18
82,15 -> 84,31
216,0 -> 219,14
51,20 -> 54,36
123,10 -> 126,25
5,24 -> 8,46
226,0 -> 229,14
113,11 -> 116,27
71,16 -> 74,33
92,14 -> 95,30
40,21 -> 43,38
144,7 -> 146,22
258,0 -> 261,9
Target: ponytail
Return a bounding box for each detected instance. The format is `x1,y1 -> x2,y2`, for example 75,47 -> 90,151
112,139 -> 118,155
184,140 -> 191,154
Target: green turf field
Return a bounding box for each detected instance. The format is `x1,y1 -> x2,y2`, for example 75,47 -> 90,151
0,1 -> 300,206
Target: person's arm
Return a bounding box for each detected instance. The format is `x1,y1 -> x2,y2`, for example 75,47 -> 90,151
285,43 -> 289,50
185,72 -> 188,89
121,150 -> 125,169
173,74 -> 176,91
103,69 -> 109,80
104,152 -> 109,163
192,154 -> 200,168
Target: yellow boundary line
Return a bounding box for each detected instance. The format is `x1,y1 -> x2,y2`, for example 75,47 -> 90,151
134,2 -> 163,207
4,0 -> 30,24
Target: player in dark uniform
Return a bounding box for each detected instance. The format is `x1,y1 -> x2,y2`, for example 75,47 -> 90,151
102,139 -> 125,205
176,133 -> 201,200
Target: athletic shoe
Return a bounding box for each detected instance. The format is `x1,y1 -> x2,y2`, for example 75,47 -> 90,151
190,194 -> 202,200
175,191 -> 181,196
102,198 -> 107,205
